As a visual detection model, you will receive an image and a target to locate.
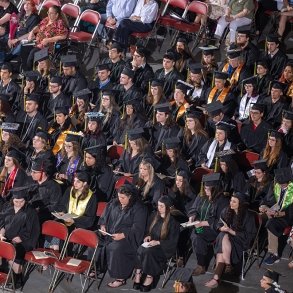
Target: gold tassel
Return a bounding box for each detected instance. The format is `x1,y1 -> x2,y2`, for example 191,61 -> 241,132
199,181 -> 204,197
186,67 -> 190,83
84,115 -> 87,132
214,156 -> 219,172
72,95 -> 75,108
267,81 -> 272,96
83,150 -> 86,163
152,108 -> 156,124
162,142 -> 166,156
124,132 -> 128,150
253,62 -> 257,76
174,281 -> 180,293
211,73 -> 215,88
147,81 -> 151,97
59,60 -> 62,75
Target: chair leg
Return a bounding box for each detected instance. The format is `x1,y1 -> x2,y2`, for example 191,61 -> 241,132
161,258 -> 172,288
48,270 -> 60,292
241,251 -> 246,280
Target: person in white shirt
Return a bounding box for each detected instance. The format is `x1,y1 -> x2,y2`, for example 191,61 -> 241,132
113,0 -> 158,49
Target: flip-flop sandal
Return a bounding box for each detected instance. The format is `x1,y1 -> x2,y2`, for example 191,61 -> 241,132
205,278 -> 219,288
107,279 -> 126,288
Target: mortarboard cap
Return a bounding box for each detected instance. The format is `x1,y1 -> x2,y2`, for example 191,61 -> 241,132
75,170 -> 91,185
96,63 -> 111,71
120,181 -> 138,195
199,45 -> 218,55
268,129 -> 284,140
0,94 -> 10,103
236,25 -> 251,36
34,48 -> 49,63
11,185 -> 31,200
175,80 -> 194,95
74,88 -> 91,101
50,76 -> 62,85
214,71 -> 229,80
124,96 -> 141,108
264,269 -> 282,283
6,147 -> 26,163
253,159 -> 268,171
232,191 -> 249,202
205,100 -> 224,116
155,102 -> 171,113
176,37 -> 187,43
274,167 -> 293,184
158,195 -> 173,208
164,137 -> 181,149
142,155 -> 160,170
102,89 -> 119,97
227,43 -> 241,59
31,158 -> 52,173
202,173 -> 221,187
251,103 -> 265,113
271,81 -> 287,91
188,62 -> 202,74
136,46 -> 150,57
85,112 -> 104,122
0,122 -> 19,134
163,51 -> 177,61
110,42 -> 123,52
185,109 -> 202,120
121,67 -> 135,79
216,121 -> 236,132
266,34 -> 280,43
1,63 -> 13,72
283,110 -> 293,120
84,144 -> 106,158
243,76 -> 257,86
170,268 -> 193,283
127,128 -> 145,140
61,55 -> 77,67
24,70 -> 41,82
35,129 -> 49,141
151,78 -> 164,87
176,169 -> 190,180
65,131 -> 82,143
26,93 -> 40,103
217,149 -> 236,163
257,59 -> 270,69
55,106 -> 69,115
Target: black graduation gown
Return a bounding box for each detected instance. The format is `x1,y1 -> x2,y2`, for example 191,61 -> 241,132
81,132 -> 107,150
221,171 -> 247,194
263,96 -> 289,128
257,74 -> 273,98
263,50 -> 288,80
0,203 -> 40,260
154,68 -> 183,99
98,199 -> 148,279
89,79 -> 114,106
137,215 -> 180,276
57,187 -> 97,229
48,118 -> 75,147
114,84 -> 143,108
101,58 -> 125,84
189,82 -> 210,106
16,111 -> 48,145
29,179 -> 62,224
283,130 -> 293,158
0,80 -> 20,106
80,164 -> 115,202
170,189 -> 196,217
101,110 -> 120,145
131,62 -> 154,95
189,195 -> 229,262
56,156 -> 82,186
240,120 -> 271,154
260,151 -> 288,176
215,208 -> 257,265
160,156 -> 189,178
45,93 -> 71,122
241,42 -> 259,72
118,150 -> 143,175
61,71 -> 88,97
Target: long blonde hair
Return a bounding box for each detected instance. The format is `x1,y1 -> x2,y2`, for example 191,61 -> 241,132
138,160 -> 155,198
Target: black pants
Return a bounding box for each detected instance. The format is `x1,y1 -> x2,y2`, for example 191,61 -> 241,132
255,0 -> 278,33
113,19 -> 153,48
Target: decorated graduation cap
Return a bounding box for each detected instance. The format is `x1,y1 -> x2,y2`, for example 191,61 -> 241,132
25,71 -> 41,82
264,269 -> 282,283
283,110 -> 293,120
185,109 -> 202,120
74,88 -> 92,101
64,131 -> 82,143
205,100 -> 224,116
164,137 -> 181,149
151,78 -> 164,87
84,144 -> 106,158
0,122 -> 19,134
251,102 -> 265,113
227,43 -> 242,59
111,42 -> 123,52
61,55 -> 78,67
121,67 -> 135,79
214,71 -> 229,80
0,94 -> 10,103
175,80 -> 194,95
85,112 -> 104,122
25,93 -> 40,104
170,267 -> 193,283
158,195 -> 173,208
266,34 -> 280,43
75,170 -> 91,184
268,129 -> 284,140
127,127 -> 145,140
55,106 -> 69,115
253,159 -> 268,171
274,167 -> 293,184
154,102 -> 171,113
96,63 -> 111,71
188,62 -> 202,74
50,76 -> 62,85
202,173 -> 221,187
6,147 -> 26,163
34,48 -> 49,63
35,128 -> 50,141
217,149 -> 236,163
1,63 -> 13,72
199,45 -> 218,55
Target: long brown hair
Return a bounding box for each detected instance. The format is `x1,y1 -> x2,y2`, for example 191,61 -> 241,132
1,133 -> 25,155
183,117 -> 208,142
71,184 -> 90,200
146,86 -> 164,105
148,203 -> 171,240
262,137 -> 282,167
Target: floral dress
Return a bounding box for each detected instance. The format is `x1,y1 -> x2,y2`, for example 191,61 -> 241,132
208,0 -> 228,20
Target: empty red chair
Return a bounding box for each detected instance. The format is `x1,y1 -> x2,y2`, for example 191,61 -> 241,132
107,145 -> 124,161
61,3 -> 80,31
96,201 -> 107,217
115,176 -> 133,190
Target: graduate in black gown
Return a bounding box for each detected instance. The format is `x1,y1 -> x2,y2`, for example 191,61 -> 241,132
205,192 -> 256,288
134,196 -> 180,291
0,186 -> 40,286
256,60 -> 273,98
98,183 -> 147,288
29,158 -> 62,225
188,173 -> 229,276
80,145 -> 115,202
279,110 -> 293,157
154,51 -> 183,99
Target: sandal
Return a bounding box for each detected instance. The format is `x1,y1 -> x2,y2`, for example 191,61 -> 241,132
107,279 -> 126,288
205,278 -> 219,288
289,260 -> 293,269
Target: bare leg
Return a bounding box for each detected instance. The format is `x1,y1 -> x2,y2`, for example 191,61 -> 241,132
143,275 -> 153,286
221,234 -> 232,265
278,15 -> 288,36
9,261 -> 22,274
134,268 -> 142,283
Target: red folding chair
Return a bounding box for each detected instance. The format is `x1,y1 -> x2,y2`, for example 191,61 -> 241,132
48,228 -> 99,293
61,3 -> 80,31
24,220 -> 68,276
38,0 -> 61,13
115,176 -> 133,190
96,202 -> 107,217
107,145 -> 124,161
0,241 -> 16,291
190,167 -> 214,194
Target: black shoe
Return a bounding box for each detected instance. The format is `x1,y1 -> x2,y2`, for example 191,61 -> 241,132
140,277 -> 154,292
133,282 -> 141,290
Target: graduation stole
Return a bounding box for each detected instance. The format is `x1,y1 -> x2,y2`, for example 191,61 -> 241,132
176,101 -> 187,122
222,63 -> 244,87
68,188 -> 93,217
2,167 -> 19,197
51,126 -> 72,155
207,86 -> 230,103
274,182 -> 293,210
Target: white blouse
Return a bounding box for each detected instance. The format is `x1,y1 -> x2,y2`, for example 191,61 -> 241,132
131,0 -> 159,24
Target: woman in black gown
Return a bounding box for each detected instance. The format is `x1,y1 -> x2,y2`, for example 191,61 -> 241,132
98,183 -> 148,288
134,196 -> 180,292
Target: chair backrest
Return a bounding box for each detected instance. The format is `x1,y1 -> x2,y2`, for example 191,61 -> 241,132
39,0 -> 61,12
107,145 -> 124,160
96,202 -> 107,217
187,1 -> 208,15
115,176 -> 133,190
161,0 -> 188,16
0,241 -> 16,261
61,3 -> 80,19
42,220 -> 68,241
68,228 -> 98,249
78,9 -> 101,26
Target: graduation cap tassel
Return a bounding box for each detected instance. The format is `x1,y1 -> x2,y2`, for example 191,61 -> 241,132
124,132 -> 128,150
186,67 -> 190,83
267,81 -> 272,96
214,156 -> 219,172
199,181 -> 204,197
253,62 -> 257,76
84,115 -> 87,132
59,60 -> 62,75
162,142 -> 166,157
174,281 -> 180,293
147,81 -> 151,97
152,108 -> 156,125
211,73 -> 215,88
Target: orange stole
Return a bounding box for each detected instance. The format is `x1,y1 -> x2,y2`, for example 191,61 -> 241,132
48,126 -> 71,155
222,63 -> 244,87
207,87 -> 230,103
